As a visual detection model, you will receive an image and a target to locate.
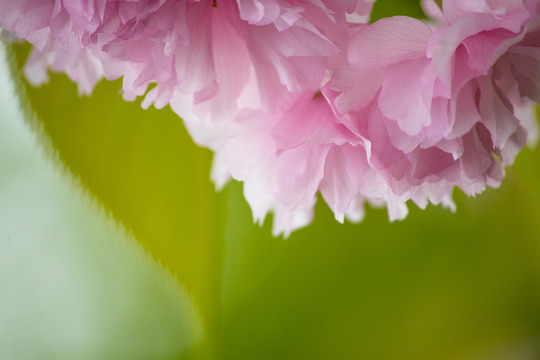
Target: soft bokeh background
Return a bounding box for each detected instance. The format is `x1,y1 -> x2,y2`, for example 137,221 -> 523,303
1,1 -> 540,359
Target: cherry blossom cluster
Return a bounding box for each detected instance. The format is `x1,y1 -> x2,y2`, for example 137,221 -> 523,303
1,0 -> 538,236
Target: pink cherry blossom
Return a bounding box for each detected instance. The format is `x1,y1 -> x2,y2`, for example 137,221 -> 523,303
0,0 -> 376,236
0,0 -> 373,114
193,0 -> 540,236
199,86 -> 457,236
2,0 -> 540,236
323,1 -> 539,223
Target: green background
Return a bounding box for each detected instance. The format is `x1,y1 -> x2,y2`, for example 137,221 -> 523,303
3,0 -> 540,359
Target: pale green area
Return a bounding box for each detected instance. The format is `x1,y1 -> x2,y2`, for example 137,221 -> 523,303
0,44 -> 202,360
2,0 -> 540,359
371,0 -> 426,21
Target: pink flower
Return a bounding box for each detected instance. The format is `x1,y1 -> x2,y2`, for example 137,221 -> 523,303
0,0 -> 375,236
2,0 -> 539,236
202,86 -> 457,236
0,0 -> 373,115
321,1 -> 539,223
23,47 -> 103,96
200,0 -> 539,236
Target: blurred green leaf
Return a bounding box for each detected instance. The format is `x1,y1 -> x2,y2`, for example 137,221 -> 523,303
8,43 -> 226,359
0,44 -> 202,360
